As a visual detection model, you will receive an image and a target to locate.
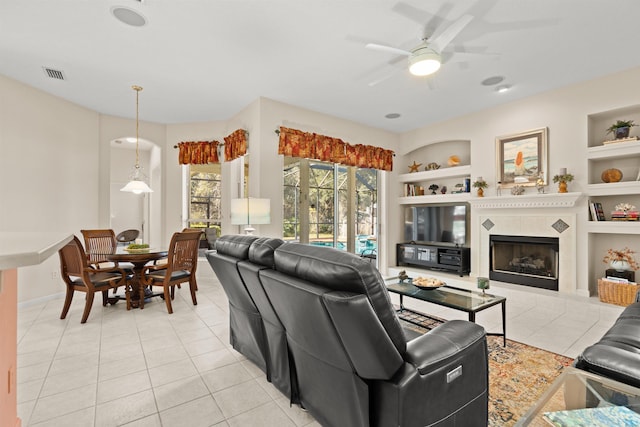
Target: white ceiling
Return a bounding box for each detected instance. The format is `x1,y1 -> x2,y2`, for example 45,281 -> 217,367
2,0 -> 640,133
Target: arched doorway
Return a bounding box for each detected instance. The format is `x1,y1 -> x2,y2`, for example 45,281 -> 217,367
109,137 -> 161,244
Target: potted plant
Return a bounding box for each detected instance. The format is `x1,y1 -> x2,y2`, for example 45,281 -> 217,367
606,119 -> 637,140
472,178 -> 488,197
603,247 -> 639,271
552,173 -> 574,193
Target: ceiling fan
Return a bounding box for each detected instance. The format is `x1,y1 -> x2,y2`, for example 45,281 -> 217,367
365,12 -> 474,80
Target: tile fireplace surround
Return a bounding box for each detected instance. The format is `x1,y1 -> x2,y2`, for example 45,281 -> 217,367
469,193 -> 582,296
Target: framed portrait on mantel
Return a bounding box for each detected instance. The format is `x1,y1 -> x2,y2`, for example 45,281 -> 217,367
496,127 -> 548,187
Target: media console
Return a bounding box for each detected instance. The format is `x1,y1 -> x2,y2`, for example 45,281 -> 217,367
397,243 -> 470,276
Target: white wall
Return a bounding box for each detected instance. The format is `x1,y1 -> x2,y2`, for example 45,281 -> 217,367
0,75 -> 100,301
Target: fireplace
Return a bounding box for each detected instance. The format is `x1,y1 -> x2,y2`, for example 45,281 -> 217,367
489,235 -> 559,291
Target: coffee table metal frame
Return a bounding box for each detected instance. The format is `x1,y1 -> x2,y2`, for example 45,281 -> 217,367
386,280 -> 507,346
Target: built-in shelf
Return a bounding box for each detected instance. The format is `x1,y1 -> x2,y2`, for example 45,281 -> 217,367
468,192 -> 583,209
587,139 -> 640,160
586,221 -> 640,234
587,181 -> 640,196
398,165 -> 471,183
398,193 -> 472,205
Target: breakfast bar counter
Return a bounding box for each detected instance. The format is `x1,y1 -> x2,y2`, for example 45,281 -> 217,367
0,232 -> 72,427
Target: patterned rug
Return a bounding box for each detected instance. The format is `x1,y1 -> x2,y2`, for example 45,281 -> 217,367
399,313 -> 574,426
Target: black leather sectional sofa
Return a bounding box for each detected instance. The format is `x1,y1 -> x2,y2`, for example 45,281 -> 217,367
574,302 -> 640,388
206,235 -> 489,427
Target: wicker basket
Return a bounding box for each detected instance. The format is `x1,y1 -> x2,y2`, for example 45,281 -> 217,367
598,278 -> 639,306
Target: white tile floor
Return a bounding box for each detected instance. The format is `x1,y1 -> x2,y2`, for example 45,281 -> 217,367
16,259 -> 624,426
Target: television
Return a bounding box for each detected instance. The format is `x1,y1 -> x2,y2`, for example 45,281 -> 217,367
404,204 -> 468,246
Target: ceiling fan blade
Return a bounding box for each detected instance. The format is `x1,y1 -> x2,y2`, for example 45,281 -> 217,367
430,14 -> 474,53
365,43 -> 411,57
368,72 -> 397,87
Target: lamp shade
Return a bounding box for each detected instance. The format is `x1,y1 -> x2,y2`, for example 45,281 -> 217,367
120,164 -> 153,194
120,179 -> 153,194
230,198 -> 271,225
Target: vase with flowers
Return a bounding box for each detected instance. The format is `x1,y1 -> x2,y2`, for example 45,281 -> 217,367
603,247 -> 639,271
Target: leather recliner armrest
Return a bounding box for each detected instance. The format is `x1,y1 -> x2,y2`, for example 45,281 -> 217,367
575,344 -> 640,388
405,320 -> 486,374
372,320 -> 488,426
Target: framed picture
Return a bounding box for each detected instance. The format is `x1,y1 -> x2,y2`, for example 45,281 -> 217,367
496,127 -> 548,187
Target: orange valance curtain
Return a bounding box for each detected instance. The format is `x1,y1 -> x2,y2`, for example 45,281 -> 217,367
177,141 -> 220,165
224,129 -> 248,162
277,126 -> 393,171
177,129 -> 248,165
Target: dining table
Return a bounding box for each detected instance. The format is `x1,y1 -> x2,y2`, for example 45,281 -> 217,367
90,247 -> 168,309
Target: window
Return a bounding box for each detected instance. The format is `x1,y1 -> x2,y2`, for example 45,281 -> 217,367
282,158 -> 378,257
188,163 -> 222,234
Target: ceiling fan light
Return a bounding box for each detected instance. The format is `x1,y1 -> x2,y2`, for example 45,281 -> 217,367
408,47 -> 441,76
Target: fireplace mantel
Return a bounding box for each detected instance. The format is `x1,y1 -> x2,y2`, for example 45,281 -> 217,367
468,192 -> 583,209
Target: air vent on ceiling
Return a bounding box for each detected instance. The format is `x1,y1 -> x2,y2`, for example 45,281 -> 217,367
43,67 -> 65,80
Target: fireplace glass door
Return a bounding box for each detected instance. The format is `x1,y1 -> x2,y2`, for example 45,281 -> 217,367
490,235 -> 559,291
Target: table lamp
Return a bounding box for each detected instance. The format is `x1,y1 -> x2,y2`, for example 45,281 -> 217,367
231,197 -> 271,235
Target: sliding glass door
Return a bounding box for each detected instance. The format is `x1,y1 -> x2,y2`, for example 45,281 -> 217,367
282,158 -> 377,258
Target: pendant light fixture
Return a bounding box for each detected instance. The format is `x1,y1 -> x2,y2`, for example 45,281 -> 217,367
120,85 -> 153,194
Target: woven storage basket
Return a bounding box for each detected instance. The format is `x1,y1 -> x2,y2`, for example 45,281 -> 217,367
598,279 -> 639,306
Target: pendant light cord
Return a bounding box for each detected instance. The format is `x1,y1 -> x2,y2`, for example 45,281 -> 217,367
132,85 -> 143,169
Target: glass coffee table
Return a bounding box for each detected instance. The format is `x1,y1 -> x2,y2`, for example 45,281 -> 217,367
385,279 -> 506,346
515,366 -> 640,426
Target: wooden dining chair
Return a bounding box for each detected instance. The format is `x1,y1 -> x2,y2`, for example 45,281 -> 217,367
81,229 -> 133,295
81,229 -> 118,266
58,236 -> 129,323
141,230 -> 202,313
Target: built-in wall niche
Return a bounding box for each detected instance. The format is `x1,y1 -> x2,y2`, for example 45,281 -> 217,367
588,104 -> 640,148
399,140 -> 471,201
587,104 -> 640,189
588,233 -> 640,294
588,195 -> 640,221
401,140 -> 470,172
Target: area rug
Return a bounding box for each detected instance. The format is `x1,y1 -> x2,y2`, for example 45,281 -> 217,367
398,313 -> 574,426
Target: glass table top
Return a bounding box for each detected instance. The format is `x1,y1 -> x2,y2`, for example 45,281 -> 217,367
515,367 -> 640,426
385,278 -> 505,313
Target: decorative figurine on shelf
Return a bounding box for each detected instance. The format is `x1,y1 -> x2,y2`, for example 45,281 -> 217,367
428,184 -> 439,194
536,173 -> 546,193
447,155 -> 460,167
425,162 -> 440,170
552,168 -> 574,193
441,185 -> 447,194
398,270 -> 410,283
612,203 -> 638,221
511,185 -> 525,196
408,161 -> 422,173
472,177 -> 488,197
